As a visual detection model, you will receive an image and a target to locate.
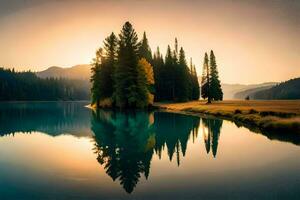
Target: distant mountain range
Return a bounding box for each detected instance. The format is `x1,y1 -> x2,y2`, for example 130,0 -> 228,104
233,84 -> 276,99
36,64 -> 91,80
252,78 -> 300,100
221,82 -> 277,99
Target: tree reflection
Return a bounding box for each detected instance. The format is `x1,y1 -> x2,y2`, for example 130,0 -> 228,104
92,110 -> 155,193
91,110 -> 200,193
202,118 -> 223,157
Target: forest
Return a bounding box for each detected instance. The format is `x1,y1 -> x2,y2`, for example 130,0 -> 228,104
0,68 -> 89,100
0,21 -> 224,104
91,21 -> 205,108
252,78 -> 300,100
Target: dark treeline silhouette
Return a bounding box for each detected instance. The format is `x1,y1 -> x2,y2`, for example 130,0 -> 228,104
252,77 -> 300,100
153,39 -> 200,102
0,68 -> 90,101
91,110 -> 224,193
91,21 -> 200,108
201,51 -> 223,103
0,102 -> 91,137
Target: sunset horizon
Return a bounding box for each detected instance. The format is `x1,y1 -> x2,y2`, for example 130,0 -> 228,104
0,0 -> 299,84
0,1 -> 300,199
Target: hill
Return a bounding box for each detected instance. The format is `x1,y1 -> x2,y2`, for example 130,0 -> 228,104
252,78 -> 300,100
234,85 -> 275,99
221,82 -> 277,99
0,68 -> 90,100
36,64 -> 91,80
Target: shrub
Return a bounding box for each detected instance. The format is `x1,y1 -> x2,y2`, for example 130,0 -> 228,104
249,109 -> 258,114
234,109 -> 242,114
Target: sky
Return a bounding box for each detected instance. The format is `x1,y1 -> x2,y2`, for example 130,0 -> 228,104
0,0 -> 299,84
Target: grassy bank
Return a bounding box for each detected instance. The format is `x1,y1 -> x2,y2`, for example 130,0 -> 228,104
155,100 -> 300,134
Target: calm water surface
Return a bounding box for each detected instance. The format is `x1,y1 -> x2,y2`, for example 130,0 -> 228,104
0,102 -> 299,200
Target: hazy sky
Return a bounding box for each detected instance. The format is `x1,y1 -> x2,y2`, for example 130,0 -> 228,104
0,0 -> 299,84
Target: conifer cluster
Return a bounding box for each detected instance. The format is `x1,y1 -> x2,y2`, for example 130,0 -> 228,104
201,50 -> 223,103
91,21 -> 201,108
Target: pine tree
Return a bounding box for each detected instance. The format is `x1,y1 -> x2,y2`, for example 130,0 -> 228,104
176,47 -> 190,101
138,32 -> 152,63
152,47 -> 164,101
114,22 -> 148,108
190,58 -> 200,100
101,32 -> 117,99
209,50 -> 223,101
164,45 -> 175,100
91,48 -> 104,106
201,52 -> 210,102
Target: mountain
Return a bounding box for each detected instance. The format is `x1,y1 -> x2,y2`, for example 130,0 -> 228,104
234,84 -> 275,99
221,82 -> 277,99
252,78 -> 300,100
36,64 -> 91,80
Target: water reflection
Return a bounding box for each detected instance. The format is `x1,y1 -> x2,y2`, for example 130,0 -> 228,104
0,103 -> 300,199
91,110 -> 219,193
92,110 -> 155,193
0,102 -> 92,137
202,118 -> 223,157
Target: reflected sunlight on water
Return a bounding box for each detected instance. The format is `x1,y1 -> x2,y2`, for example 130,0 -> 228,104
0,102 -> 299,199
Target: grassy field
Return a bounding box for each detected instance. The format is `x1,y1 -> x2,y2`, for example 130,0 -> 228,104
155,100 -> 300,133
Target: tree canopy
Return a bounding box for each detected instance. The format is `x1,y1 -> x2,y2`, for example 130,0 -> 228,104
91,21 -> 201,109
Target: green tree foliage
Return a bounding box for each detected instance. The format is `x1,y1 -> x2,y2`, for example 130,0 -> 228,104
103,32 -> 118,97
209,50 -> 223,101
190,59 -> 200,100
91,22 -> 201,108
114,22 -> 146,108
91,33 -> 118,106
152,47 -> 164,101
91,48 -> 104,105
0,68 -> 89,101
176,47 -> 190,101
201,51 -> 223,103
138,32 -> 152,63
201,52 -> 210,101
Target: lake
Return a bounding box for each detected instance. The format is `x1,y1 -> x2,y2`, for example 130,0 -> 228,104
0,102 -> 299,200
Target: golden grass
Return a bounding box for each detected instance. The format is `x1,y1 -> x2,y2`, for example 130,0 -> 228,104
155,100 -> 300,114
155,100 -> 300,133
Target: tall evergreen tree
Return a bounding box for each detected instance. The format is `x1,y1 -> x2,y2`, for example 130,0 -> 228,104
100,32 -> 117,99
164,45 -> 175,100
91,48 -> 104,106
138,32 -> 152,63
209,50 -> 223,101
114,22 -> 148,108
190,58 -> 200,100
152,47 -> 164,101
176,47 -> 190,101
201,52 -> 210,102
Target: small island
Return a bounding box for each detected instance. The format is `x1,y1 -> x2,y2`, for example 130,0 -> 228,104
90,21 -> 300,134
90,21 -> 202,108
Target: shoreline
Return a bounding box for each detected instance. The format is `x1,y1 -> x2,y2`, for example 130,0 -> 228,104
154,100 -> 300,134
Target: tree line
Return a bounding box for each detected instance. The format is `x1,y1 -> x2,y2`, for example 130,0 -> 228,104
91,21 -> 201,108
0,68 -> 90,101
252,77 -> 300,100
